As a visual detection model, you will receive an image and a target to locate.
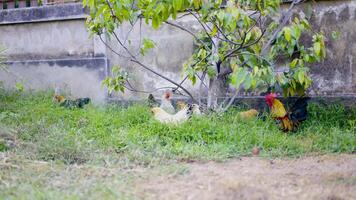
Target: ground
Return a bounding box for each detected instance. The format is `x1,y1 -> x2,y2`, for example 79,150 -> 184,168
139,154 -> 356,200
0,91 -> 355,199
1,153 -> 355,200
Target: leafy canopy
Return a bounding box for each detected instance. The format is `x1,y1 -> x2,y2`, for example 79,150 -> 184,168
84,0 -> 326,97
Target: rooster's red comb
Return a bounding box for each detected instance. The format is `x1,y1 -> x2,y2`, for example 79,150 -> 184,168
163,90 -> 172,99
265,93 -> 277,107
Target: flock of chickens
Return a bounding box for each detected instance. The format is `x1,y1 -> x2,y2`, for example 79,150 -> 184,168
148,90 -> 310,132
53,90 -> 310,132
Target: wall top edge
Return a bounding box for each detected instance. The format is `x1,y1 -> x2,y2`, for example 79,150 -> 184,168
0,3 -> 88,25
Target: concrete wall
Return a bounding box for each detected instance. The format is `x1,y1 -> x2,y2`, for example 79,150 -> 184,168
0,3 -> 108,102
308,0 -> 356,95
0,1 -> 355,102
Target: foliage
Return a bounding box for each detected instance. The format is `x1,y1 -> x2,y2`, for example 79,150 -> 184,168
0,91 -> 354,166
102,66 -> 129,93
85,0 -> 326,103
140,38 -> 156,56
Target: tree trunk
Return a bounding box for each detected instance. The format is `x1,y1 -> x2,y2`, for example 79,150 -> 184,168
207,36 -> 220,109
207,74 -> 227,109
207,34 -> 230,110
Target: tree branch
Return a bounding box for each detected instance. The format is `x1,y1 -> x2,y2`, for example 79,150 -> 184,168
125,80 -> 186,96
130,59 -> 197,103
210,18 -> 242,46
219,90 -> 240,113
198,70 -> 207,105
188,10 -> 215,47
103,1 -> 197,102
99,35 -> 131,59
164,21 -> 208,49
222,28 -> 266,62
261,0 -> 305,56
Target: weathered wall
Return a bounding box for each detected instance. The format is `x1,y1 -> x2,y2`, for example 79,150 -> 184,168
1,20 -> 94,60
0,1 -> 355,103
0,4 -> 108,102
308,0 -> 356,95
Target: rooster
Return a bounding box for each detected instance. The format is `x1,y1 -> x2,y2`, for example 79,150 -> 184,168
265,93 -> 310,132
54,95 -> 91,109
160,90 -> 175,114
151,104 -> 193,125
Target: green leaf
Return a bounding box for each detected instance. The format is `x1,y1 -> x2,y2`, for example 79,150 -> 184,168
15,83 -> 24,92
331,31 -> 341,40
244,74 -> 252,90
193,0 -> 201,9
301,19 -> 311,30
245,32 -> 252,43
298,71 -> 305,84
292,25 -> 301,40
173,0 -> 182,11
152,16 -> 161,29
290,59 -> 298,68
211,25 -> 218,37
284,27 -> 292,42
207,66 -> 217,77
231,68 -> 248,89
140,38 -> 155,56
314,42 -> 321,56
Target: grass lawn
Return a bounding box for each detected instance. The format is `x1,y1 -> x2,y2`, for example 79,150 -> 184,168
0,90 -> 355,199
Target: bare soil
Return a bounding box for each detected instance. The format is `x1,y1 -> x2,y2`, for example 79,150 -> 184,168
1,153 -> 356,199
136,154 -> 356,200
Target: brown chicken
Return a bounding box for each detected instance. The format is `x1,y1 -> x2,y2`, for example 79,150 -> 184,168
238,109 -> 259,120
54,95 -> 90,109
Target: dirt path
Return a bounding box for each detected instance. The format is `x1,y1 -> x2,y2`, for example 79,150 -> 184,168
137,154 -> 356,200
1,153 -> 355,199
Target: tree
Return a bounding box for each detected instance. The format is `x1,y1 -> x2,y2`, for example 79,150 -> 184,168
84,0 -> 326,111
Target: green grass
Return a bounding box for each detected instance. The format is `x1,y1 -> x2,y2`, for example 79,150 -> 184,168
0,90 -> 355,166
0,89 -> 355,199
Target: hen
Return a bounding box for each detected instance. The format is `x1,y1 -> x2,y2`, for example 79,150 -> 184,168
265,93 -> 310,132
151,104 -> 193,125
238,109 -> 259,120
160,90 -> 175,114
54,95 -> 91,109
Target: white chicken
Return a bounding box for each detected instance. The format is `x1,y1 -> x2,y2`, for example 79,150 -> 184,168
151,104 -> 192,125
191,104 -> 202,115
160,90 -> 175,114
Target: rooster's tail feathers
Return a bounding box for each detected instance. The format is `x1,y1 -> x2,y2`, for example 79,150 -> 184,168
290,97 -> 311,123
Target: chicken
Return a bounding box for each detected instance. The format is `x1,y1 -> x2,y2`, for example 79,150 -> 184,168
54,95 -> 66,103
265,93 -> 310,132
176,101 -> 202,115
54,95 -> 91,109
160,90 -> 175,114
238,109 -> 259,120
176,100 -> 187,110
151,104 -> 193,125
191,104 -> 202,115
147,94 -> 159,107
